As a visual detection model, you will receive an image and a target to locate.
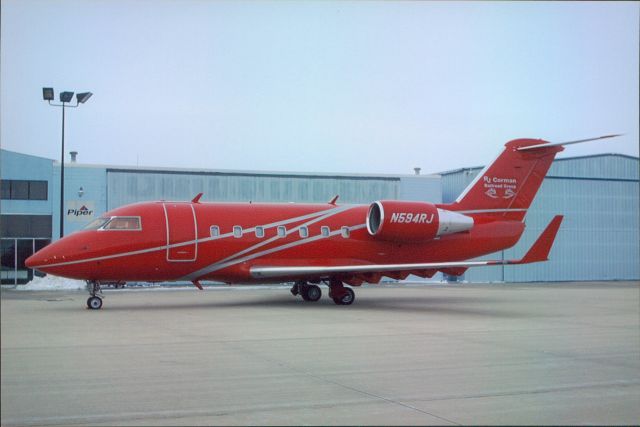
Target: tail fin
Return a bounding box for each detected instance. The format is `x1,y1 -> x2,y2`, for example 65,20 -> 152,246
448,138 -> 563,221
447,134 -> 621,221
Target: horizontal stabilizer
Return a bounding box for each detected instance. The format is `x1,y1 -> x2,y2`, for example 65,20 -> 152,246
250,216 -> 565,280
516,134 -> 622,151
507,215 -> 563,264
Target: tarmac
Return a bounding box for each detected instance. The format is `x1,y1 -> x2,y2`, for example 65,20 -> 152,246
1,281 -> 639,426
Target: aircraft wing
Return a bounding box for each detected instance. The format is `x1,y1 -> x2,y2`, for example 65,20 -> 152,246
250,215 -> 563,281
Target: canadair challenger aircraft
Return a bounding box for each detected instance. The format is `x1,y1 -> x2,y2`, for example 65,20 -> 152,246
26,135 -> 619,309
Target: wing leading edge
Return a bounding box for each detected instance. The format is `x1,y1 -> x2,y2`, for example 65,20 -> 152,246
250,216 -> 563,281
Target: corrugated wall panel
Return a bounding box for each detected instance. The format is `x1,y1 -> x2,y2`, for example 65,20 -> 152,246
549,154 -> 639,180
399,176 -> 442,202
441,168 -> 480,204
107,171 -> 401,209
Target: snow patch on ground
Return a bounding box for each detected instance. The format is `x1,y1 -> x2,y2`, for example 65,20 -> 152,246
18,275 -> 86,291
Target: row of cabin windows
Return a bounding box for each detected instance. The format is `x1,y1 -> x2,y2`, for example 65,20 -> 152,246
210,225 -> 350,239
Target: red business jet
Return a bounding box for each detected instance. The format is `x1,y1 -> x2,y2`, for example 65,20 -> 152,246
26,135 -> 619,309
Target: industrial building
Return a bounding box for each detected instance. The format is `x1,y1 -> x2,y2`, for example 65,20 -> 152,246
1,148 -> 638,285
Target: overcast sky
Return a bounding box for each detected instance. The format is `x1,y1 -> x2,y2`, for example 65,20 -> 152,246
1,0 -> 638,175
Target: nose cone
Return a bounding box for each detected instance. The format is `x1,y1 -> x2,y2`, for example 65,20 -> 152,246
25,240 -> 65,273
24,234 -> 95,280
25,253 -> 41,269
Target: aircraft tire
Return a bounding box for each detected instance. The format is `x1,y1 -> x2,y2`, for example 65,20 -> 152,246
301,284 -> 321,302
87,296 -> 103,310
333,288 -> 355,305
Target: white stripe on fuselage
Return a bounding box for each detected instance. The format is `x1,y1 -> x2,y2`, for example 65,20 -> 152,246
180,206 -> 355,280
198,205 -> 354,269
181,223 -> 368,281
31,205 -> 347,270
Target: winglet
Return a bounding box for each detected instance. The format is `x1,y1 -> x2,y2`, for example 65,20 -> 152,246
511,215 -> 563,264
329,195 -> 339,205
192,193 -> 203,203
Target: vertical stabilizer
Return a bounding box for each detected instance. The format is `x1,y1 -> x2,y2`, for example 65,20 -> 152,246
448,139 -> 564,221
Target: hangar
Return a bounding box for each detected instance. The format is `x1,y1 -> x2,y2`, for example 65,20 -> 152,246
1,148 -> 638,285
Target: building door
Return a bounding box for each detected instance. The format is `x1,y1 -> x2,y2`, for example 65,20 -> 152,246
163,203 -> 197,262
1,238 -> 50,285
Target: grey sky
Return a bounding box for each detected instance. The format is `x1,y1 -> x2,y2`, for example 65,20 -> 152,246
1,0 -> 638,175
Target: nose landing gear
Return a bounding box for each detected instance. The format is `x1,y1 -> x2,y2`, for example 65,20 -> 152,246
86,281 -> 103,310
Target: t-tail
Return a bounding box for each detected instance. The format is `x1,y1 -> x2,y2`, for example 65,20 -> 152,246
445,135 -> 621,221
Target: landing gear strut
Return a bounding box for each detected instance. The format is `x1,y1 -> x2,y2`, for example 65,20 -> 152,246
86,281 -> 103,310
328,278 -> 355,305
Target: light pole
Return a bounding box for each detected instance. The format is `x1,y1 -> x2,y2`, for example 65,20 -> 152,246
42,88 -> 93,239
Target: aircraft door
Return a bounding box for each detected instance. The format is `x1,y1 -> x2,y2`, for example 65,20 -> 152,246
163,203 -> 198,262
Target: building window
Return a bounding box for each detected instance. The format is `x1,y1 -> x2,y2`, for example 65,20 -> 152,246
210,225 -> 220,237
0,180 -> 48,200
277,226 -> 286,237
255,226 -> 264,238
233,226 -> 243,238
321,226 -> 330,237
299,226 -> 309,238
1,181 -> 10,199
0,215 -> 52,238
341,226 -> 350,238
11,181 -> 28,199
28,181 -> 48,200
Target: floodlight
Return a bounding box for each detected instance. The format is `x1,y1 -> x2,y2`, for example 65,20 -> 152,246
42,87 -> 54,101
76,92 -> 93,104
60,91 -> 74,102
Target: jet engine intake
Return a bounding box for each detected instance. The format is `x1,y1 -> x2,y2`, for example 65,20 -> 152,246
366,200 -> 473,242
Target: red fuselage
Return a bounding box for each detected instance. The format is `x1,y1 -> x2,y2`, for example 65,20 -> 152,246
26,201 -> 524,284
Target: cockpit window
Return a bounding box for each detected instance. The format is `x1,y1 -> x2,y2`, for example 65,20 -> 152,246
102,217 -> 141,231
84,217 -> 110,230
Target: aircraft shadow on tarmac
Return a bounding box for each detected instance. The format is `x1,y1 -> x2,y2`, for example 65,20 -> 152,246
76,293 -> 526,318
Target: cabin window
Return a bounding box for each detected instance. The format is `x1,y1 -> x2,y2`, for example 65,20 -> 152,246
84,217 -> 110,230
299,226 -> 309,238
210,226 -> 220,237
321,226 -> 330,237
233,226 -> 243,238
102,217 -> 141,231
255,226 -> 265,238
341,226 -> 350,238
277,226 -> 286,237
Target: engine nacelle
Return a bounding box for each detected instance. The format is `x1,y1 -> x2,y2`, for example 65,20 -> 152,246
366,200 -> 474,242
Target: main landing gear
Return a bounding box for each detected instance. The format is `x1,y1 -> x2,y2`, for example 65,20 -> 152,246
290,281 -> 322,302
290,279 -> 355,305
328,278 -> 355,305
86,281 -> 103,310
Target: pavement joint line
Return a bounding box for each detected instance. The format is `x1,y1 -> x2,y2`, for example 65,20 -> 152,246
223,341 -> 462,426
0,398 -> 407,427
403,379 -> 640,404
